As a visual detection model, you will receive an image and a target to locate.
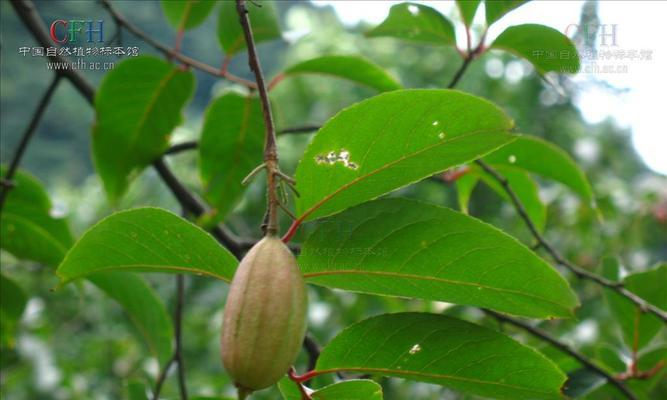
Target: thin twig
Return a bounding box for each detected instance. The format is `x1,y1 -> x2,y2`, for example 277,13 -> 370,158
165,141 -> 198,155
174,275 -> 188,399
236,0 -> 282,236
485,310 -> 637,400
101,0 -> 257,89
302,334 -> 320,373
9,0 -> 94,102
279,125 -> 321,134
164,124 -> 322,157
0,74 -> 61,213
152,353 -> 177,400
447,29 -> 487,89
475,160 -> 667,323
152,275 -> 189,400
10,0 -> 241,254
152,158 -> 244,258
447,56 -> 473,89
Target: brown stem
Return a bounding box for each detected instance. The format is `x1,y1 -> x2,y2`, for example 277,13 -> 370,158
174,275 -> 188,399
486,310 -> 637,400
475,160 -> 667,323
236,0 -> 280,236
152,353 -> 176,400
152,275 -> 188,400
302,334 -> 320,377
280,125 -> 321,134
101,0 -> 257,89
165,141 -> 199,155
447,56 -> 473,89
153,158 -> 243,257
9,0 -> 94,102
0,74 -> 61,213
267,72 -> 286,91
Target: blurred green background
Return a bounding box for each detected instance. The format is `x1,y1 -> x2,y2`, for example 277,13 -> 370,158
1,1 -> 665,399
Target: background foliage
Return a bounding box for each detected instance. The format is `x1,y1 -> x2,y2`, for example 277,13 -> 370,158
1,1 -> 665,399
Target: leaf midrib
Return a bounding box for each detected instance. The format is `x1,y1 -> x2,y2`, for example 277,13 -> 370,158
304,269 -> 568,313
124,67 -> 179,170
313,367 -> 558,396
58,263 -> 231,284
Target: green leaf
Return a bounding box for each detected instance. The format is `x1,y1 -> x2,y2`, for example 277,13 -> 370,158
300,198 -> 578,318
282,56 -> 401,92
161,0 -> 216,30
484,135 -> 594,204
0,166 -> 73,266
277,377 -> 302,400
190,397 -> 236,400
217,0 -> 281,57
0,274 -> 28,348
455,165 -> 546,232
456,0 -> 481,26
93,56 -> 195,202
279,378 -> 384,400
199,92 -> 264,222
490,24 -> 580,74
485,0 -> 529,25
88,272 -> 173,365
366,3 -> 456,46
295,89 -> 516,222
312,380 -> 383,399
563,368 -> 606,398
125,380 -> 149,400
605,263 -> 667,350
56,208 -> 237,284
316,313 -> 566,400
455,171 -> 479,214
475,165 -> 547,233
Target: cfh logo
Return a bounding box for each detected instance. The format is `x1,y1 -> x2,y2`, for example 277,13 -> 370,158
565,23 -> 618,47
49,20 -> 104,44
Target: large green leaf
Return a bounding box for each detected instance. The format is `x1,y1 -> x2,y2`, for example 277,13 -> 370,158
485,0 -> 529,25
300,198 -> 577,318
278,377 -> 383,400
316,313 -> 566,400
484,135 -> 594,204
603,261 -> 666,350
0,166 -> 73,266
161,0 -> 216,30
294,89 -> 516,221
456,0 -> 481,26
199,92 -> 264,222
490,24 -> 580,74
282,56 -> 401,92
93,56 -> 195,202
0,273 -> 27,348
56,208 -> 237,284
89,272 -> 173,365
366,3 -> 456,46
217,0 -> 281,56
0,169 -> 175,364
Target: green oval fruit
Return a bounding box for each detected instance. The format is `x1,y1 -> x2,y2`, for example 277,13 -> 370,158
221,236 -> 307,393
